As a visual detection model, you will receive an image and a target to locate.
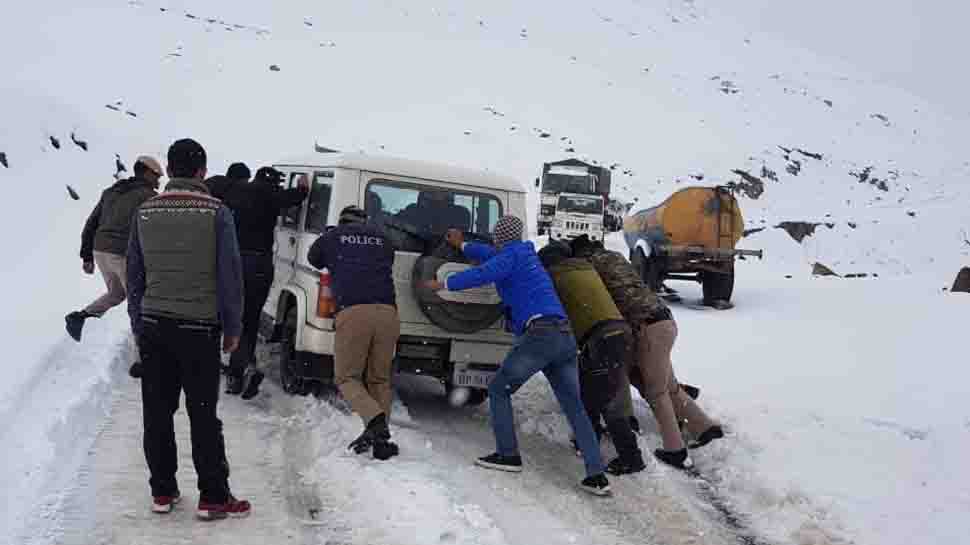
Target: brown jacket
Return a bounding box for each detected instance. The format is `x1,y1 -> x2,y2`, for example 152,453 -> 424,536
586,248 -> 669,325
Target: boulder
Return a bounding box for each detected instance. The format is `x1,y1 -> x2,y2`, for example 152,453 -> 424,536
952,267 -> 970,293
812,262 -> 839,277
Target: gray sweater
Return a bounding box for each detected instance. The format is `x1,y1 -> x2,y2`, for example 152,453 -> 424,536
126,178 -> 244,338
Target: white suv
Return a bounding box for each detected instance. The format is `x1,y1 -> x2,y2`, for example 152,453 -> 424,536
260,151 -> 526,404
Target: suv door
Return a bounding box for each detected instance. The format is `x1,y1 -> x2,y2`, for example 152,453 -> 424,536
297,170 -> 336,330
270,170 -> 311,307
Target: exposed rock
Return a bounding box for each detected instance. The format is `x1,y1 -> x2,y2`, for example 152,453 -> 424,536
850,166 -> 889,191
848,222 -> 857,229
50,136 -> 61,149
66,185 -> 80,200
907,211 -> 917,217
952,267 -> 970,293
760,165 -> 778,182
742,227 -> 765,238
0,152 -> 7,168
777,221 -> 832,243
812,262 -> 839,277
823,99 -> 833,107
538,132 -> 551,138
70,132 -> 88,151
795,148 -> 823,161
871,113 -> 891,125
727,169 -> 765,199
115,154 -> 127,176
269,64 -> 281,72
786,159 -> 802,176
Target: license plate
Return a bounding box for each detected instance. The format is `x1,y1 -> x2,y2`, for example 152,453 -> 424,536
453,368 -> 494,389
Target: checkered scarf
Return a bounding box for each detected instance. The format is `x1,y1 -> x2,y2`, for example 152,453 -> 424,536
492,215 -> 524,247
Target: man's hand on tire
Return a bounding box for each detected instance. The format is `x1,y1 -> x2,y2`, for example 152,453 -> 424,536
223,335 -> 240,354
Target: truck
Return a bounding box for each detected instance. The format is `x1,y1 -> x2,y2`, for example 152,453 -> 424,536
623,186 -> 763,309
535,159 -> 616,235
548,192 -> 606,242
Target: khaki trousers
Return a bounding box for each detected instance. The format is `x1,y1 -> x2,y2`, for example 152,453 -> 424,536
632,320 -> 713,438
85,251 -> 128,317
334,304 -> 400,423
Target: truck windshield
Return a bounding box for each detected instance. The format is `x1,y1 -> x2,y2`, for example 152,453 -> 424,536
541,173 -> 596,194
557,195 -> 603,215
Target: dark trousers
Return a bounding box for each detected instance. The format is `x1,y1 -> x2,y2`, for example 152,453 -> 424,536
228,253 -> 274,377
579,326 -> 642,464
140,315 -> 230,503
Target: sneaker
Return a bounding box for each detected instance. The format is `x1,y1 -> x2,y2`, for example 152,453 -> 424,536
654,448 -> 693,470
224,375 -> 243,395
373,439 -> 400,461
65,311 -> 89,342
606,456 -> 646,476
129,361 -> 143,379
689,425 -> 724,450
475,453 -> 523,473
152,493 -> 181,514
240,369 -> 264,400
580,473 -> 612,496
196,495 -> 251,521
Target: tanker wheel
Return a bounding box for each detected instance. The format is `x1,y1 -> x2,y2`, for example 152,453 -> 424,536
701,268 -> 735,305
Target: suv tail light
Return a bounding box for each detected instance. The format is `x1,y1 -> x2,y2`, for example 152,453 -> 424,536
316,270 -> 336,318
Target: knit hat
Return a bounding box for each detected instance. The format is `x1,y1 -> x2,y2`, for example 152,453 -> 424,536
492,215 -> 524,247
537,240 -> 572,268
167,138 -> 207,178
226,162 -> 251,180
134,155 -> 164,177
338,205 -> 368,225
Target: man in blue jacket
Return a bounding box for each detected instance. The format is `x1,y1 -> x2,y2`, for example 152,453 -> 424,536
424,216 -> 611,496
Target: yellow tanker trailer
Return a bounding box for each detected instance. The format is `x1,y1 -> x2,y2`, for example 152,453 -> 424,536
623,186 -> 762,309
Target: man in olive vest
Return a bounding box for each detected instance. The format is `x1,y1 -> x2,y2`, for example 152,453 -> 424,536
127,138 -> 251,520
538,241 -> 645,475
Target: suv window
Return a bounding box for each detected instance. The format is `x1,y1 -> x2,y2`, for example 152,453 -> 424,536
305,171 -> 334,233
282,172 -> 307,229
364,180 -> 502,240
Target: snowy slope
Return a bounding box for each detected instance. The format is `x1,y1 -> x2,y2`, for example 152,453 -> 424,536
1,1 -> 968,544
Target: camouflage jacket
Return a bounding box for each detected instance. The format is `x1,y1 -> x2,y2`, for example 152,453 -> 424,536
587,248 -> 669,325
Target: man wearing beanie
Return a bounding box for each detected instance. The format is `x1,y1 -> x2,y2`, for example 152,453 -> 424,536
217,164 -> 309,398
423,217 -> 612,496
67,155 -> 162,344
127,138 -> 251,519
307,205 -> 400,460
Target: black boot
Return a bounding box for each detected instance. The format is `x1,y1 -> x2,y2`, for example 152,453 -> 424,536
368,413 -> 399,460
240,368 -> 264,400
689,425 -> 724,449
654,448 -> 693,470
224,375 -> 243,395
65,310 -> 93,342
604,418 -> 644,475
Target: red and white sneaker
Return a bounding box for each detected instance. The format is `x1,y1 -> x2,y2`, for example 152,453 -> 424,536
152,494 -> 181,514
196,495 -> 252,521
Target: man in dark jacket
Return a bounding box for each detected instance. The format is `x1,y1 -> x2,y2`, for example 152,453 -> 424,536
66,156 -> 161,342
219,165 -> 309,397
127,138 -> 250,519
307,205 -> 400,460
423,218 -> 611,496
538,241 -> 645,475
571,235 -> 723,470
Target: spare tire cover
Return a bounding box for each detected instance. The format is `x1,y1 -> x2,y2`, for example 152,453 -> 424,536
412,256 -> 504,334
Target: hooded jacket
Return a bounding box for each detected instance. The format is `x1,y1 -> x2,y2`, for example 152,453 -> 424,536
80,177 -> 157,260
446,240 -> 566,336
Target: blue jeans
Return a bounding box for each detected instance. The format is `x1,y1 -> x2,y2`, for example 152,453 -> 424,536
487,318 -> 605,477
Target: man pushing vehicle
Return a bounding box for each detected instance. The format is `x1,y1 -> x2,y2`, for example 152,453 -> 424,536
422,217 -> 612,496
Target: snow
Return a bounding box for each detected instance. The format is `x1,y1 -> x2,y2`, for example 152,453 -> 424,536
2,0 -> 969,544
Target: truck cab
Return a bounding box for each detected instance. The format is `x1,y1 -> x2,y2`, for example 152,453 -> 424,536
262,151 -> 525,403
549,193 -> 605,242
